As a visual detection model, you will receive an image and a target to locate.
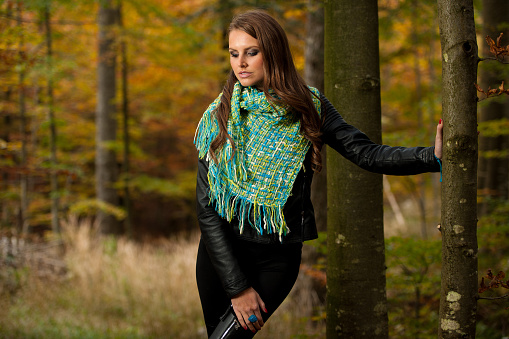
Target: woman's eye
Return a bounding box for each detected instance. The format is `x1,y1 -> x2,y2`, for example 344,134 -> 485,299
230,52 -> 239,57
248,50 -> 259,56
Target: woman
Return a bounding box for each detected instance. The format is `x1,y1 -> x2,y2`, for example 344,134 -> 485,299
194,9 -> 443,337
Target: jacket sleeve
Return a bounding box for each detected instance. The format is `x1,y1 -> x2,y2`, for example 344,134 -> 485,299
196,157 -> 250,299
320,94 -> 440,175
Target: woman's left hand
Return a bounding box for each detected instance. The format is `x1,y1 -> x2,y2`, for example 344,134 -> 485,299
434,119 -> 443,160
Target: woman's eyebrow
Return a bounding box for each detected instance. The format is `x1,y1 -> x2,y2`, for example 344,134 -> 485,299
228,46 -> 259,51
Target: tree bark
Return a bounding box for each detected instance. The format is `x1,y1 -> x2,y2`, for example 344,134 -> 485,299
477,0 -> 509,216
118,1 -> 132,238
17,1 -> 29,235
325,1 -> 387,337
44,2 -> 60,235
305,0 -> 326,232
217,0 -> 235,85
2,4 -> 14,229
436,1 -> 478,337
96,0 -> 120,234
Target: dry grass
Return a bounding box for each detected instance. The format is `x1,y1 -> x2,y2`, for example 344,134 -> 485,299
0,216 -> 325,338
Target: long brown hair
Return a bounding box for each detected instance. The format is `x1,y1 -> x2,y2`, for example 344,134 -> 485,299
210,9 -> 324,172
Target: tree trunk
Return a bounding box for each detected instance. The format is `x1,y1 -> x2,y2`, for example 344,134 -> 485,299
410,0 -> 429,239
305,0 -> 326,232
477,0 -> 509,216
44,2 -> 60,235
217,0 -> 234,84
436,1 -> 478,337
118,1 -> 132,238
17,1 -> 29,235
383,176 -> 406,229
2,4 -> 14,229
325,1 -> 387,337
96,0 -> 120,234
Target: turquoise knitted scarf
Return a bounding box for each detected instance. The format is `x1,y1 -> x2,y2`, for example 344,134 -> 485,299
194,81 -> 321,240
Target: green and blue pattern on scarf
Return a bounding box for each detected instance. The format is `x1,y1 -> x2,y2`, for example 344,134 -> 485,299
195,81 -> 321,241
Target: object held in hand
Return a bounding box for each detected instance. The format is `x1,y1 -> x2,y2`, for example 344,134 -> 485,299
210,305 -> 242,339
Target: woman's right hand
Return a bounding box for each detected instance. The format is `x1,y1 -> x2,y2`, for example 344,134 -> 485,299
434,119 -> 443,160
231,287 -> 267,333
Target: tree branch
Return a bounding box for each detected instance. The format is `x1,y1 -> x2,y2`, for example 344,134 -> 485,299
478,56 -> 509,64
478,294 -> 509,301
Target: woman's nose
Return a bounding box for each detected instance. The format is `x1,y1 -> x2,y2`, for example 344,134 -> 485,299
239,55 -> 247,68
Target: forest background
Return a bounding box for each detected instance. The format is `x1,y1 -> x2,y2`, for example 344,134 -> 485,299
1,0 -> 508,338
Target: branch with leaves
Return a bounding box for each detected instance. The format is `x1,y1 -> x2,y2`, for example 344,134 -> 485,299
478,269 -> 509,307
475,81 -> 509,99
483,33 -> 509,62
476,33 -> 509,101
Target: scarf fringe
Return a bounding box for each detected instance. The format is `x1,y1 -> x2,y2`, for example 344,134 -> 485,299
207,168 -> 290,240
194,94 -> 249,183
194,95 -> 220,159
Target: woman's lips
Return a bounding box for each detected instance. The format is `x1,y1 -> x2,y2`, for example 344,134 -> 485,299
238,71 -> 252,78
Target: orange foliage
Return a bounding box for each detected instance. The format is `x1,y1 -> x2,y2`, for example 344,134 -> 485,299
485,33 -> 509,60
479,269 -> 509,293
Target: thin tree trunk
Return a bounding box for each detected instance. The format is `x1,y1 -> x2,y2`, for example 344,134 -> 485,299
415,285 -> 421,338
436,0 -> 478,337
2,50 -> 13,228
325,1 -> 387,337
383,176 -> 406,229
118,1 -> 132,238
305,0 -> 326,232
96,0 -> 120,234
17,1 -> 29,235
217,0 -> 234,84
410,0 -> 429,240
44,2 -> 60,235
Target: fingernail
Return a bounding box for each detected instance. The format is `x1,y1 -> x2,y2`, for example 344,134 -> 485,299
243,326 -> 247,330
439,119 -> 442,124
264,307 -> 268,313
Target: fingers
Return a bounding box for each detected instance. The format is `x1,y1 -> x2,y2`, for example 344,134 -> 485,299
254,293 -> 267,329
231,287 -> 267,333
245,309 -> 264,332
257,293 -> 268,315
434,118 -> 443,160
236,307 -> 263,333
232,308 -> 249,332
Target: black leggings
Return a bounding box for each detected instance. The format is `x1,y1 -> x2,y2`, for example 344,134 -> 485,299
196,237 -> 303,338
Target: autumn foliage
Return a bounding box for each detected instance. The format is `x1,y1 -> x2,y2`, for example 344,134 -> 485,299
475,81 -> 509,99
486,33 -> 509,60
479,269 -> 509,294
475,33 -> 509,100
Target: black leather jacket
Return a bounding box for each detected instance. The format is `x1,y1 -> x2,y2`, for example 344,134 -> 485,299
196,94 -> 440,298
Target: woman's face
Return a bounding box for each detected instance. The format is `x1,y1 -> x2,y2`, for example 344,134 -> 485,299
229,29 -> 264,88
